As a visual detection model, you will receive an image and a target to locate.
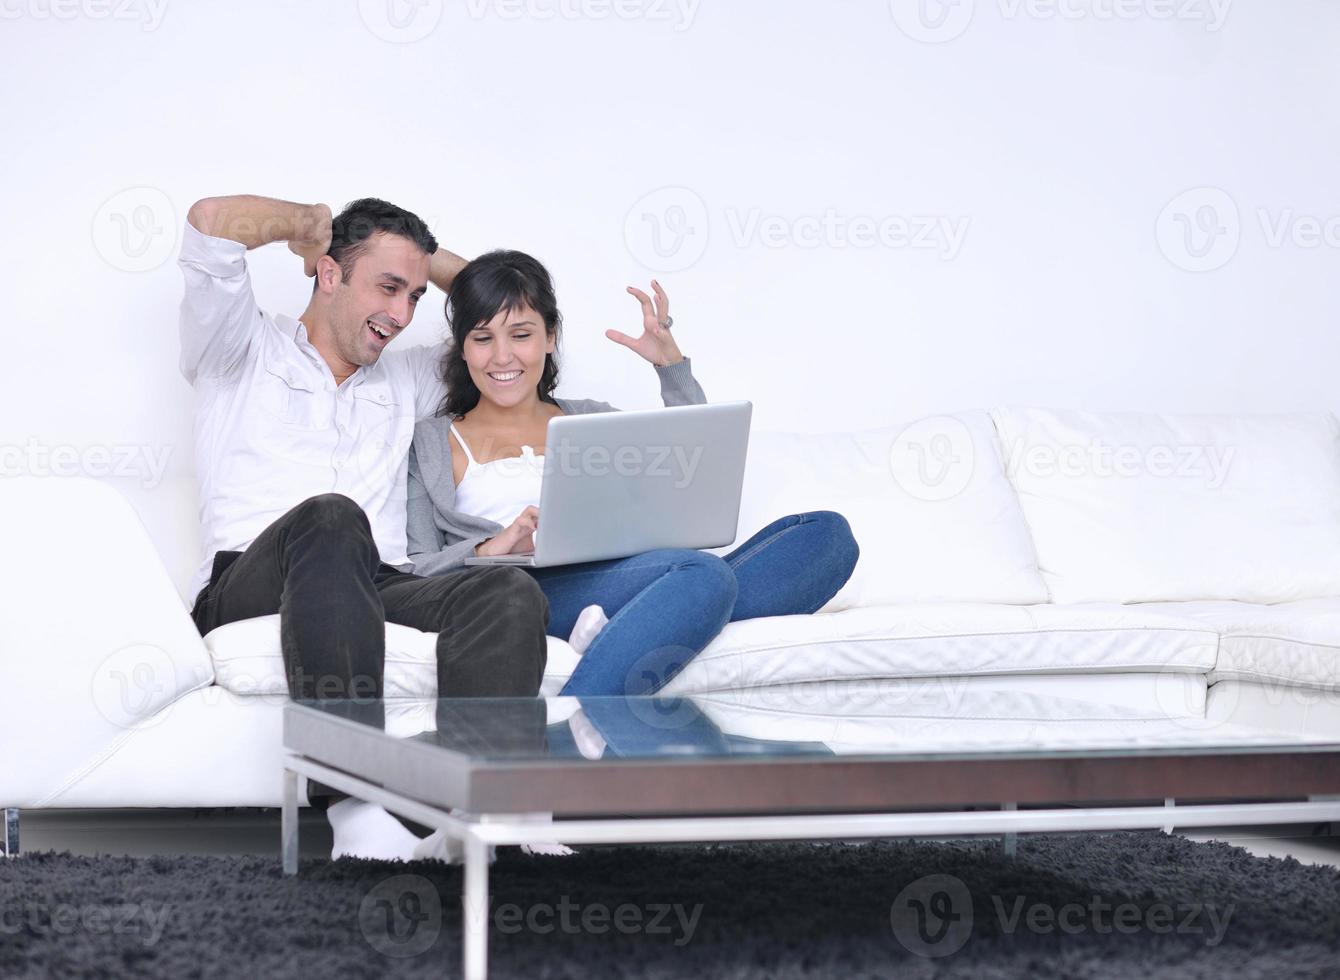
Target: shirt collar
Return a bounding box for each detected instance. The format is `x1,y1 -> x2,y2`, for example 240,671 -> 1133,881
276,313 -> 384,387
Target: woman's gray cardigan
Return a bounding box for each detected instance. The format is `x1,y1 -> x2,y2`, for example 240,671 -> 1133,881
406,358 -> 707,576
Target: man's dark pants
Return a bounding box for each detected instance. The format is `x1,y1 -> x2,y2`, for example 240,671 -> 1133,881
190,493 -> 549,801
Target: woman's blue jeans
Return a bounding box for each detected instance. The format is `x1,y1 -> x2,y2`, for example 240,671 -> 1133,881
527,511 -> 859,696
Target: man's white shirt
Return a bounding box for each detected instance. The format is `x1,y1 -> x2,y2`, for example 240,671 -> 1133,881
178,222 -> 446,603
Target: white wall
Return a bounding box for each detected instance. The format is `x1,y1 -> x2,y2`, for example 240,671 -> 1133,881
4,0 -> 1339,591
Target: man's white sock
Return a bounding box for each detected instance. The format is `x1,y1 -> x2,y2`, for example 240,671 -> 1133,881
328,798 -> 423,862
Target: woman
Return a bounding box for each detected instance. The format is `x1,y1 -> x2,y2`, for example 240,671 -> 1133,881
405,250 -> 859,696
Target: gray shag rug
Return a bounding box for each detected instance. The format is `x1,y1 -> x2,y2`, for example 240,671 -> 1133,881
2,833 -> 1338,979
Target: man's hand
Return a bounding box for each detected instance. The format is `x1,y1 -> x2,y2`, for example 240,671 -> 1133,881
605,280 -> 684,368
287,204 -> 332,277
474,506 -> 540,557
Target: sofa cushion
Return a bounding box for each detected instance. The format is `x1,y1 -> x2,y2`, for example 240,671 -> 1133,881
658,603 -> 1219,696
206,615 -> 582,698
1140,599 -> 1340,691
992,408 -> 1340,603
718,412 -> 1048,608
1206,679 -> 1340,738
696,687 -> 1280,754
683,672 -> 1208,719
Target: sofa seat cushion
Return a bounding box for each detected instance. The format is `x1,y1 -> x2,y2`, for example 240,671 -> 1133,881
658,603 -> 1219,696
695,688 -> 1285,755
205,615 -> 582,698
1206,679 -> 1340,738
1140,599 -> 1340,690
678,672 -> 1208,719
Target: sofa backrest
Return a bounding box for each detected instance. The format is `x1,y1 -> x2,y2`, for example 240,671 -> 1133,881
992,407 -> 1340,604
721,411 -> 1049,609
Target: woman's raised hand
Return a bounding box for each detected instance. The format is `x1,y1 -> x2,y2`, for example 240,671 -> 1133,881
475,506 -> 540,557
605,280 -> 684,368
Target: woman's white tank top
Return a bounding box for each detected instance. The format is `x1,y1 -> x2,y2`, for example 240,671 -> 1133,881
451,424 -> 545,527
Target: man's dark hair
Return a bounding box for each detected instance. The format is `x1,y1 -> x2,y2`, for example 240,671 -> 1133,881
327,198 -> 438,283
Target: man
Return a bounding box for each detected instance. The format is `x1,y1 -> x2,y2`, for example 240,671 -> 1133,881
179,194 -> 548,860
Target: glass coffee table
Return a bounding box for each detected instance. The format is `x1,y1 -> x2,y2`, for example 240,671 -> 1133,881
281,691 -> 1340,979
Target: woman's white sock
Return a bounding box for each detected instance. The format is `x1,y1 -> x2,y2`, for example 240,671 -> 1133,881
328,798 -> 423,862
567,604 -> 609,656
515,812 -> 577,858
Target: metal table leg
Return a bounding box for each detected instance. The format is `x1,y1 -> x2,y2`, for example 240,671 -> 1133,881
282,767 -> 299,875
462,833 -> 491,980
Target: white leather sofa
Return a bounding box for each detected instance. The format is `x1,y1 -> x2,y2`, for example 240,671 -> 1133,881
5,407 -> 1340,829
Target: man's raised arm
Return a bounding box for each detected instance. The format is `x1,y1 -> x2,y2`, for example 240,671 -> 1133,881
178,195 -> 331,382
186,195 -> 332,273
428,246 -> 468,295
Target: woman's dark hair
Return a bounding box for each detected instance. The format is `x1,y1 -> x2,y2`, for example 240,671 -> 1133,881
437,250 -> 562,418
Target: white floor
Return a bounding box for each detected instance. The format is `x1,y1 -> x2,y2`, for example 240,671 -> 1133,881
12,809 -> 1340,867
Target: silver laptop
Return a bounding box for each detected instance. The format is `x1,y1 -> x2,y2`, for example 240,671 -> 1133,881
463,401 -> 752,567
